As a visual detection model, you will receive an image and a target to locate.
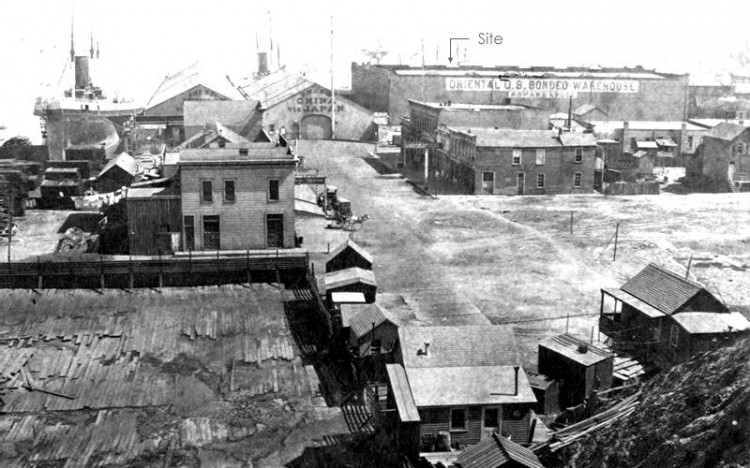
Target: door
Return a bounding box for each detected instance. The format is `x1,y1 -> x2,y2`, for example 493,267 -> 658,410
266,214 -> 284,248
481,172 -> 495,194
301,115 -> 332,140
517,173 -> 525,195
728,162 -> 735,182
202,215 -> 220,250
183,215 -> 195,251
481,407 -> 500,440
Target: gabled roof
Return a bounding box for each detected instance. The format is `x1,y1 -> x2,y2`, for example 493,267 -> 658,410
539,334 -> 612,367
385,364 -> 420,423
240,69 -> 315,109
707,122 -> 748,142
99,152 -> 136,177
573,104 -> 603,116
671,311 -> 750,334
183,100 -> 260,129
399,325 -> 519,369
455,433 -> 545,468
146,62 -> 244,109
621,263 -> 707,315
405,365 -> 536,407
323,267 -> 377,289
326,239 -> 374,267
345,303 -> 396,339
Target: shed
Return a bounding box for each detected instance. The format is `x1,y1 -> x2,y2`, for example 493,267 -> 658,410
325,239 -> 374,273
454,433 -> 545,468
323,267 -> 377,304
98,152 -> 136,193
538,334 -> 613,408
124,187 -> 182,255
340,303 -> 399,357
525,371 -> 560,416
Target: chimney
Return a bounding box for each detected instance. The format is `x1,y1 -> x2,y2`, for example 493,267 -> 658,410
679,122 -> 687,156
424,342 -> 430,356
513,365 -> 519,396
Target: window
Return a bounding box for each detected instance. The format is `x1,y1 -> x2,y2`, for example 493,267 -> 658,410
269,179 -> 280,201
630,137 -> 636,150
224,180 -> 236,203
670,325 -> 679,348
201,181 -> 213,203
484,408 -> 499,428
512,149 -> 522,165
687,136 -> 694,149
202,215 -> 220,250
537,173 -> 545,188
575,147 -> 583,163
183,215 -> 195,251
266,214 -> 284,248
574,173 -> 582,188
269,124 -> 276,133
239,148 -> 248,156
450,409 -> 467,431
736,143 -> 745,155
536,149 -> 546,165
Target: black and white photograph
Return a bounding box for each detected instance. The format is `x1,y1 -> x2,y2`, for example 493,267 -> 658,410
0,1 -> 749,466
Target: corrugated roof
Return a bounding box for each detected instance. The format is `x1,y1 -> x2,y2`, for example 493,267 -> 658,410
497,435 -> 545,468
99,152 -> 136,177
405,366 -> 536,407
326,239 -> 374,267
707,122 -> 748,142
399,325 -> 519,369
672,312 -> 750,334
621,263 -> 705,315
146,62 -> 244,109
323,267 -> 377,289
602,288 -> 664,318
539,334 -> 612,367
385,364 -> 420,422
345,303 -> 395,339
240,70 -> 314,108
455,433 -> 512,468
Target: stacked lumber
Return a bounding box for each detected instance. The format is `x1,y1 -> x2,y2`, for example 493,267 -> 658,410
535,391 -> 642,453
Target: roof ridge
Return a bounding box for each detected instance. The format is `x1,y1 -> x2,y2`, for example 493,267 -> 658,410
647,262 -> 704,288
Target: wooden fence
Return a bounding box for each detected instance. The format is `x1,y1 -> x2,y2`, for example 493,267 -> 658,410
0,250 -> 310,290
603,181 -> 660,196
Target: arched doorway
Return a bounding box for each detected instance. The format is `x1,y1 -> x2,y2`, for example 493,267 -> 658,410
301,115 -> 332,140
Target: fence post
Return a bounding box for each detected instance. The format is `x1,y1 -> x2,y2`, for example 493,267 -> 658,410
570,211 -> 574,235
100,255 -> 105,290
129,255 -> 134,289
37,256 -> 43,290
158,250 -> 164,289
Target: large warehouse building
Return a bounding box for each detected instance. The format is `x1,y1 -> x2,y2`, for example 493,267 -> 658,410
350,63 -> 689,124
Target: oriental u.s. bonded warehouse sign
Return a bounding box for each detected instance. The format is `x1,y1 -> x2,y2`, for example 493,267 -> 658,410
445,77 -> 639,98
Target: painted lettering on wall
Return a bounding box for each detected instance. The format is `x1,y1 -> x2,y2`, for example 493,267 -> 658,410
287,86 -> 345,114
444,78 -> 640,97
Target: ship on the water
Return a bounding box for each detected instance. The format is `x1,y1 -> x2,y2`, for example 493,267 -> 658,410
33,20 -> 142,164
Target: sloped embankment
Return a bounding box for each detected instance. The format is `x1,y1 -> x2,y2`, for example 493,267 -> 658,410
557,338 -> 750,468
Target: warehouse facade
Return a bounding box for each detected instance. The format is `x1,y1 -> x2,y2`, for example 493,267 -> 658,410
351,63 -> 689,124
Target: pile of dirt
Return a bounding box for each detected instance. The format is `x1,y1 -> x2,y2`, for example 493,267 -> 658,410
551,339 -> 750,468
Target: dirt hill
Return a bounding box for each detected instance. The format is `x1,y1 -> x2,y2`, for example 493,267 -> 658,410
551,338 -> 750,468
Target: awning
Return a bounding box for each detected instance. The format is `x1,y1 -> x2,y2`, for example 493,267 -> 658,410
655,138 -> 677,147
633,150 -> 648,158
636,140 -> 658,149
602,288 -> 665,318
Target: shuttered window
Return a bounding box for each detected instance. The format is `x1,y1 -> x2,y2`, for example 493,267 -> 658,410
201,181 -> 213,203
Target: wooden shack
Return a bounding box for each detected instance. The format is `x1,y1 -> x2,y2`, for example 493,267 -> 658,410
339,303 -> 398,357
322,267 -> 377,304
454,432 -> 545,468
98,153 -> 136,193
525,371 -> 560,417
125,187 -> 182,255
325,239 -> 373,273
538,334 -> 613,409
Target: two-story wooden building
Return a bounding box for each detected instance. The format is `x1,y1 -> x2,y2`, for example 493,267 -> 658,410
435,128 -> 597,195
178,143 -> 298,251
599,263 -> 750,369
384,325 -> 536,459
686,122 -> 750,191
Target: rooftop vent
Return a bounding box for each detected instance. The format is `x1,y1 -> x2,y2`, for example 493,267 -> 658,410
417,342 -> 430,356
577,343 -> 589,354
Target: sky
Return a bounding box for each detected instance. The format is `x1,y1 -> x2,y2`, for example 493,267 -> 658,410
2,0 -> 750,142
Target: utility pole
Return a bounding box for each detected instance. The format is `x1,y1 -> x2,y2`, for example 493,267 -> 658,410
612,223 -> 620,261
685,252 -> 693,279
6,190 -> 13,265
330,15 -> 336,140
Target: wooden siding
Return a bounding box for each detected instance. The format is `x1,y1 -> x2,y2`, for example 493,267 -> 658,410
501,411 -> 532,444
418,405 -> 531,450
127,196 -> 182,255
473,146 -> 596,195
351,322 -> 399,357
326,251 -> 372,273
181,164 -> 295,250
